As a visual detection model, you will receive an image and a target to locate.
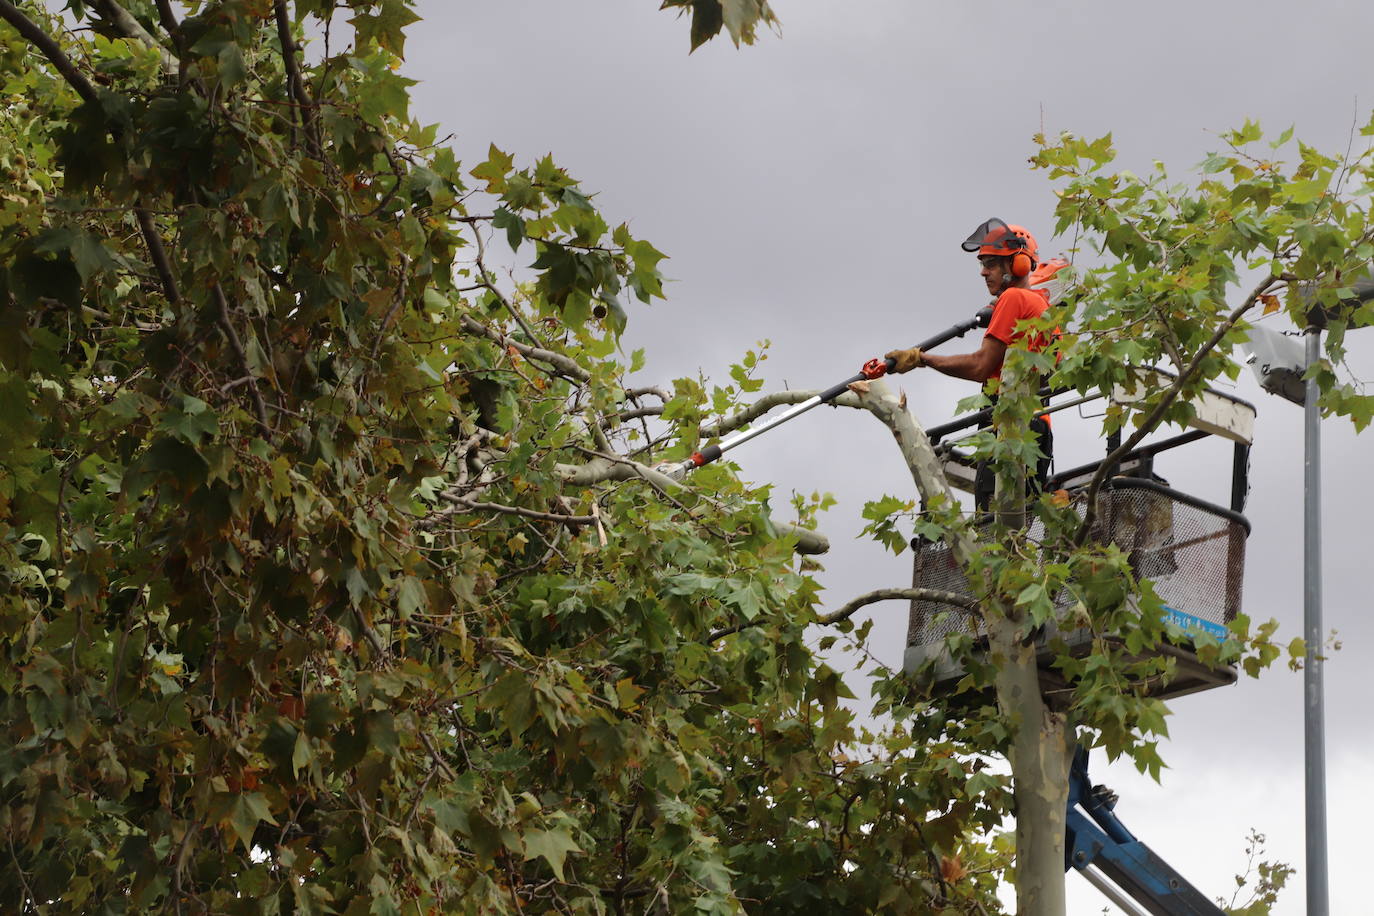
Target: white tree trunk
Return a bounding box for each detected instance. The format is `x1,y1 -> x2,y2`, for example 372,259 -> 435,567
989,623 -> 1073,915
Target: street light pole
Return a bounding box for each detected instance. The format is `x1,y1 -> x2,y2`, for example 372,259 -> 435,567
1243,277 -> 1372,914
1302,327 -> 1327,916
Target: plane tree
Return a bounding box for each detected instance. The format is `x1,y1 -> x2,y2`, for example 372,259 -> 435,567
0,2 -> 1004,913
2,2 -> 1370,915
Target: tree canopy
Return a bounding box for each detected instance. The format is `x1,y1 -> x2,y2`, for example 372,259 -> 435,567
0,2 -> 1001,912
2,2 -> 1370,914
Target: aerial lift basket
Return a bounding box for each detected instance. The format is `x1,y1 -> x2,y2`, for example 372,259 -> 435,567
903,377 -> 1257,703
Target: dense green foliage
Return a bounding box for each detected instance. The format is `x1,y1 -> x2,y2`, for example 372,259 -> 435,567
0,3 -> 1004,912
2,1 -> 1368,913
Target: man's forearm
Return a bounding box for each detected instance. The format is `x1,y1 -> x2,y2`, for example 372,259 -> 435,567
922,351 -> 993,382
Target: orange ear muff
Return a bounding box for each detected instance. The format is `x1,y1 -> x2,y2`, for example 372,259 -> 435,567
1010,251 -> 1033,277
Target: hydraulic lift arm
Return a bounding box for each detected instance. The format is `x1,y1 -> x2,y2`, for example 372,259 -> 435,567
1066,747 -> 1225,916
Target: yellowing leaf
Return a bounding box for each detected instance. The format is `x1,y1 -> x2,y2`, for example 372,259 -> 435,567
940,854 -> 969,883
1261,294 -> 1281,315
615,677 -> 644,710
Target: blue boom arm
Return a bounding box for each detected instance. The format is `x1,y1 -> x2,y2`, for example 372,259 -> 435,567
1065,747 -> 1225,916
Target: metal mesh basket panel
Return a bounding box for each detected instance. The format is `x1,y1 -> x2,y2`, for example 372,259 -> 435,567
906,482 -> 1247,649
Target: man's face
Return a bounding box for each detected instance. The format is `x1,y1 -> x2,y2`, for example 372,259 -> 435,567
979,256 -> 1010,296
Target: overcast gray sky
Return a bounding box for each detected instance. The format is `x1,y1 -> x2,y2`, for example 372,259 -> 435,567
406,3 -> 1373,910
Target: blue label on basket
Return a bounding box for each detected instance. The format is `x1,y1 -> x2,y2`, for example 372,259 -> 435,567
1161,607 -> 1230,641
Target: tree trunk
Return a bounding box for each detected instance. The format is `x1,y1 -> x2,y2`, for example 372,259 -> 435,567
989,372 -> 1074,916
990,621 -> 1074,916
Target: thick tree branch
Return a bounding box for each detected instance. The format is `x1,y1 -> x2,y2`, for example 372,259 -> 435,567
0,1 -> 99,104
135,206 -> 181,303
90,0 -> 177,71
707,586 -> 976,643
554,450 -> 830,554
272,0 -> 321,155
816,587 -> 979,625
1074,274 -> 1279,545
698,389 -> 832,439
666,382 -> 977,560
841,380 -> 980,569
152,0 -> 181,44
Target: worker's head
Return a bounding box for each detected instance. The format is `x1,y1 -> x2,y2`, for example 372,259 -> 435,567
963,218 -> 1038,294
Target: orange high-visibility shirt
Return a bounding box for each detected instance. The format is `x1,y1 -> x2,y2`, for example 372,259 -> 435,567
984,286 -> 1053,374
984,286 -> 1056,425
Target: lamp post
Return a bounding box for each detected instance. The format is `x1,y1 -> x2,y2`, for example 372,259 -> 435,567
1243,276 -> 1374,916
1301,324 -> 1326,916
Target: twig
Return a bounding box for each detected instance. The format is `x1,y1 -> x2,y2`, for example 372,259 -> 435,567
468,217 -> 544,346
212,284 -> 273,437
353,608 -> 388,660
426,495 -> 596,528
419,731 -> 458,781
370,256 -> 410,360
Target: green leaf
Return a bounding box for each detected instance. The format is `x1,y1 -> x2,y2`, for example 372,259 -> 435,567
396,575 -> 427,618
492,206 -> 525,251
33,227 -> 119,282
1285,176 -> 1329,204
349,0 -> 422,55
522,827 -> 580,880
227,792 -> 277,850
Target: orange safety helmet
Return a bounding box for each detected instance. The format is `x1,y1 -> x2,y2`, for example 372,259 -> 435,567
962,218 -> 1038,278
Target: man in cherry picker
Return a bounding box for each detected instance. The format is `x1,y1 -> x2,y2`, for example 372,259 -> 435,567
885,219 -> 1057,510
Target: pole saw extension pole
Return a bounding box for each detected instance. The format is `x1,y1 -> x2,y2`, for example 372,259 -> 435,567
662,306 -> 993,479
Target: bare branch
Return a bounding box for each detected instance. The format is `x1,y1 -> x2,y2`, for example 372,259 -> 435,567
466,217 -> 544,346
603,405 -> 663,425
460,314 -> 590,382
698,389 -> 831,439
625,386 -> 669,401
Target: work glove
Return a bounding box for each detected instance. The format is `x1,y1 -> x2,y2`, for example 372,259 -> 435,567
885,347 -> 924,373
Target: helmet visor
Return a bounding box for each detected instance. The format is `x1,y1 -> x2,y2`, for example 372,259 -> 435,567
962,217 -> 1015,253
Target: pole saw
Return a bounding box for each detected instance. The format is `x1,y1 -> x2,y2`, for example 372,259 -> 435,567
658,257 -> 1069,481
